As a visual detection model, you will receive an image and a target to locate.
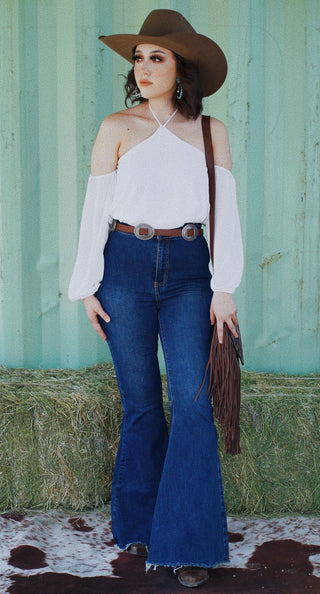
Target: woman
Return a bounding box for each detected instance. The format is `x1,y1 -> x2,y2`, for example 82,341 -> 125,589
69,9 -> 243,589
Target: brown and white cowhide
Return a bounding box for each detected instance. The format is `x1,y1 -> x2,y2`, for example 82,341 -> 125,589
0,512 -> 320,593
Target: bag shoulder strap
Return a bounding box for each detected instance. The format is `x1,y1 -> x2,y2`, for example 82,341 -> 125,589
201,115 -> 215,263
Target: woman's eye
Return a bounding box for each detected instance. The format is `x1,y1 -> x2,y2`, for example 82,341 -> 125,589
133,54 -> 163,63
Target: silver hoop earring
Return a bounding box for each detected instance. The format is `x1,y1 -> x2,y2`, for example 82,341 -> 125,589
176,78 -> 183,100
132,85 -> 142,99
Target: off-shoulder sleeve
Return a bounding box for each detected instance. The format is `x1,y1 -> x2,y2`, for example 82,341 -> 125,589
68,171 -> 117,301
205,166 -> 243,294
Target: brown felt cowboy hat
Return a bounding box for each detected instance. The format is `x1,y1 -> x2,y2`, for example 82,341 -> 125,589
99,9 -> 227,97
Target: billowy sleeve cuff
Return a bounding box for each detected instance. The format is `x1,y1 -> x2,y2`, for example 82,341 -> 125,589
68,171 -> 117,301
205,166 -> 243,294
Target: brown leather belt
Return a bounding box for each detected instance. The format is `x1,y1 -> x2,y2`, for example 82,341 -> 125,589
114,222 -> 203,241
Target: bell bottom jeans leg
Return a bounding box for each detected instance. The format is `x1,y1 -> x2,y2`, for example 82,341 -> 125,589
96,230 -> 229,568
96,231 -> 169,549
147,279 -> 229,568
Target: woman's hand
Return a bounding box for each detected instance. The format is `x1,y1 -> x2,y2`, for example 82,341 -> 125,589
83,295 -> 110,341
210,292 -> 238,344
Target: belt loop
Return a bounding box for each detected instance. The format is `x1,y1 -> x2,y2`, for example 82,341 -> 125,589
109,219 -> 117,232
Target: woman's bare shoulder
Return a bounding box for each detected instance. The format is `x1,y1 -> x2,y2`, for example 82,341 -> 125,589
91,108 -> 138,175
100,105 -> 146,132
91,105 -> 149,174
209,116 -> 228,139
209,117 -> 232,171
98,109 -> 130,137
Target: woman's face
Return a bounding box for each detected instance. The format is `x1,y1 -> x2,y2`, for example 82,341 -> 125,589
133,44 -> 177,102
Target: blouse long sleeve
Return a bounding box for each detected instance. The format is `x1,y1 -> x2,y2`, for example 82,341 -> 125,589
68,171 -> 116,301
206,166 -> 243,294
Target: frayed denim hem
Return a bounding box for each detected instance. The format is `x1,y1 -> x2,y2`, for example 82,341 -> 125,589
146,558 -> 230,573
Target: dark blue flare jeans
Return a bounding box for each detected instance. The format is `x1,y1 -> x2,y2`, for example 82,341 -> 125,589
96,227 -> 229,569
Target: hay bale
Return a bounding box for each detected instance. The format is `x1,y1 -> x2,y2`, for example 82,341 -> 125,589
220,391 -> 320,515
0,364 -> 122,511
0,365 -> 319,515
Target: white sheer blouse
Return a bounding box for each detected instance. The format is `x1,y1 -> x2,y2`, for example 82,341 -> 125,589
68,123 -> 243,301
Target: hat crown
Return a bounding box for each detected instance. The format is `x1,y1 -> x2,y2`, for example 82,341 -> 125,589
139,9 -> 196,37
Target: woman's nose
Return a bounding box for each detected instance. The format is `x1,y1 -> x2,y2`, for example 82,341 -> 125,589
142,60 -> 151,74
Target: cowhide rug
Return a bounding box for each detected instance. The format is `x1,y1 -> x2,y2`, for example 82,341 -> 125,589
0,511 -> 320,593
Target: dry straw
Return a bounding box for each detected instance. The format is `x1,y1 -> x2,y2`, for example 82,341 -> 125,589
0,364 -> 319,515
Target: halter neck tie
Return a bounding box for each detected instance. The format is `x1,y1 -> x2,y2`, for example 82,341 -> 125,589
148,103 -> 178,127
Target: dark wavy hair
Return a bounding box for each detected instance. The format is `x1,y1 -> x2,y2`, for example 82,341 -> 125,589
124,51 -> 203,120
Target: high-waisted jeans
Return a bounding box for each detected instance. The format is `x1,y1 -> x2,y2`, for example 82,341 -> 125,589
96,227 -> 229,569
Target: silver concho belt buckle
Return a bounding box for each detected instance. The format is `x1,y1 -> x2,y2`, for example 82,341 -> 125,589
134,223 -> 155,240
182,223 -> 198,241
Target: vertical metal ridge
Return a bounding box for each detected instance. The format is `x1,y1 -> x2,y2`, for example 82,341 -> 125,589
0,0 -> 319,372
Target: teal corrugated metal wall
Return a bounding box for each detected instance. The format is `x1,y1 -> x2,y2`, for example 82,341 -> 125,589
0,0 -> 319,372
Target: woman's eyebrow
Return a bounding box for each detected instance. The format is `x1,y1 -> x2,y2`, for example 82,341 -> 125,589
135,49 -> 167,55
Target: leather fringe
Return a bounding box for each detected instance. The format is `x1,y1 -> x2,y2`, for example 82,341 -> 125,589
200,115 -> 241,455
197,323 -> 241,455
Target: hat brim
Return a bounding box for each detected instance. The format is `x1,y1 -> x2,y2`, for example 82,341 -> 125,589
99,32 -> 227,97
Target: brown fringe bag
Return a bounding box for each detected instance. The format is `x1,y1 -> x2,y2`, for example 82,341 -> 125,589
199,115 -> 244,455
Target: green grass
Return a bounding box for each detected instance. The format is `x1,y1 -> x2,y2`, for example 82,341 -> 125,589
0,364 -> 319,515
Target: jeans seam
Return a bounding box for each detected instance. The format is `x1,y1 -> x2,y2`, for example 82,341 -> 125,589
154,237 -> 160,288
158,317 -> 174,412
157,238 -> 170,288
108,346 -> 128,500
